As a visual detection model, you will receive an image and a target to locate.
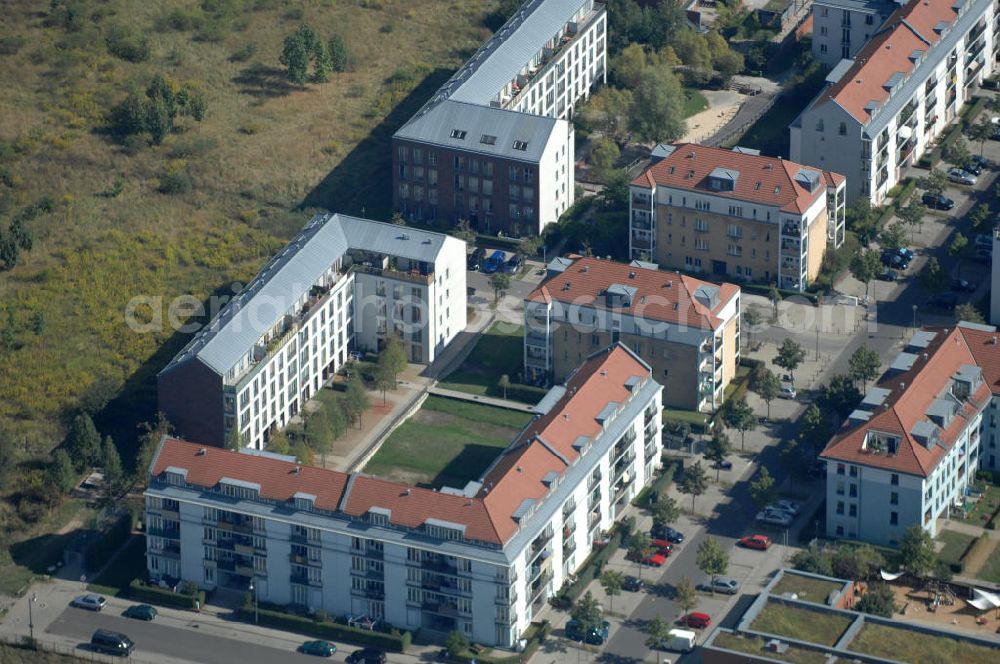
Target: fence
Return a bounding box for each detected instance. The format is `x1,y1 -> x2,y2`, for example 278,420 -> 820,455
0,634 -> 147,663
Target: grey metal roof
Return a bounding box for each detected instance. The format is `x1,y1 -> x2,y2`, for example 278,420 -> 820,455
162,213 -> 457,377
911,420 -> 938,446
443,0 -> 597,106
926,397 -> 956,423
395,100 -> 557,162
861,387 -> 891,408
957,320 -> 996,332
511,498 -> 535,522
651,143 -> 677,161
812,0 -> 895,13
795,168 -> 821,192
889,352 -> 917,372
533,385 -> 567,415
826,58 -> 855,84
629,259 -> 658,270
849,409 -> 873,423
606,283 -> 638,300
709,167 -> 740,184
955,364 -> 981,383
907,330 -> 937,349
547,256 -> 574,273
731,146 -> 761,155
595,401 -> 619,424
693,284 -> 720,310
862,0 -> 992,137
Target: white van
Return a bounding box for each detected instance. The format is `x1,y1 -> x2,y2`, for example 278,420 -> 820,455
665,628 -> 696,652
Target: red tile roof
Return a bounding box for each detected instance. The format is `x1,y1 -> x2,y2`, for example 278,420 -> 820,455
526,257 -> 739,330
151,344 -> 656,547
631,143 -> 841,214
820,327 -> 991,476
817,0 -> 959,123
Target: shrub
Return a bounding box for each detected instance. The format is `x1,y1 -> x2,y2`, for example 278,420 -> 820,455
153,9 -> 205,32
159,168 -> 192,195
230,42 -> 258,62
0,35 -> 27,55
105,26 -> 151,62
240,606 -> 411,650
129,580 -> 205,609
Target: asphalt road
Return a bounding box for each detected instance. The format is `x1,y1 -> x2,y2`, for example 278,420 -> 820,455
47,606 -> 316,664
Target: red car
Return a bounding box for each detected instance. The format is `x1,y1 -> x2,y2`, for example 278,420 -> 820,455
678,612 -> 712,629
739,534 -> 772,550
651,539 -> 675,555
642,551 -> 667,566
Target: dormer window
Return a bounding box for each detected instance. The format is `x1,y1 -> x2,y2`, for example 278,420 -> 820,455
512,140 -> 529,151
450,129 -> 467,140
480,134 -> 497,145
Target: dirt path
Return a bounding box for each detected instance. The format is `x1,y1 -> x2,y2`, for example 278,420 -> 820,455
962,535 -> 998,576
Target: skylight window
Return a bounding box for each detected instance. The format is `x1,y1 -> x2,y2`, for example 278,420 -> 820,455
512,140 -> 529,150
451,129 -> 467,140
480,134 -> 497,145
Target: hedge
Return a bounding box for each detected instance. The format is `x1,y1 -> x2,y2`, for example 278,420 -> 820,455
128,580 -> 205,610
632,459 -> 681,509
504,382 -> 549,403
917,96 -> 988,168
239,606 -> 412,651
448,621 -> 551,664
551,519 -> 633,608
873,178 -> 918,230
85,513 -> 134,571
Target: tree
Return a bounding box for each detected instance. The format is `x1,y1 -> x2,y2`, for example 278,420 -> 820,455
855,583 -> 895,618
847,199 -> 880,242
268,430 -> 291,454
101,436 -> 123,499
343,375 -> 370,427
749,467 -> 777,509
628,531 -> 653,579
704,430 -> 731,481
280,26 -> 314,85
374,361 -> 393,405
955,302 -> 985,324
800,404 -> 829,455
833,544 -> 884,581
743,307 -> 763,347
651,495 -> 680,529
792,545 -> 834,576
629,65 -> 686,143
306,411 -> 333,466
848,345 -> 881,391
899,525 -> 936,578
850,249 -> 881,299
589,137 -> 620,183
611,42 -> 648,89
778,438 -> 803,488
948,232 -> 969,279
571,591 -> 604,635
774,338 -> 806,382
756,369 -> 780,419
644,615 -> 671,650
969,119 -> 994,156
134,413 -> 171,484
390,211 -> 406,226
896,202 -> 925,242
490,272 -> 511,303
30,311 -> 44,336
581,87 -> 633,146
679,461 -> 708,513
675,576 -> 697,613
880,222 -> 906,253
498,374 -> 510,400
311,39 -> 332,83
919,257 -> 948,295
969,203 -> 992,233
600,570 -> 624,613
0,308 -> 15,353
445,631 -> 469,659
696,537 -> 729,584
723,397 -> 756,453
921,168 -> 948,197
943,135 -> 970,166
378,338 -> 407,386
821,374 -> 862,421
329,34 -> 350,72
768,283 -> 782,319
65,413 -> 101,471
49,449 -> 77,493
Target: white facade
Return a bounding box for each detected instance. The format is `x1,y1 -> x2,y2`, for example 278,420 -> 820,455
811,0 -> 898,66
792,0 -> 997,205
146,350 -> 663,648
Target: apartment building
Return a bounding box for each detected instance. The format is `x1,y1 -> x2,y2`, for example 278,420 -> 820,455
524,256 -> 740,412
811,0 -> 899,66
145,344 -> 663,648
629,144 -> 846,292
792,0 -> 997,204
158,213 -> 466,450
819,322 -> 1000,547
392,0 -> 607,235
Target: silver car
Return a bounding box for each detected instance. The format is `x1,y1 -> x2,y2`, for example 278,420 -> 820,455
756,510 -> 793,527
698,577 -> 740,595
947,168 -> 977,185
70,594 -> 107,612
769,499 -> 802,516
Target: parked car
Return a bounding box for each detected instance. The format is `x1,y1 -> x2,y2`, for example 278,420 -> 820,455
346,648 -> 387,664
756,510 -> 793,527
650,539 -> 675,555
299,641 -> 337,657
880,251 -> 909,269
963,161 -> 983,176
921,192 -> 955,210
947,167 -> 977,185
467,247 -> 485,271
928,292 -> 958,310
71,594 -> 107,612
565,619 -> 610,645
677,612 -> 712,629
504,253 -> 524,274
122,604 -> 157,621
738,534 -> 772,550
90,629 -> 134,657
622,575 -> 645,592
638,550 -> 667,566
772,499 -> 802,516
779,384 -> 797,399
482,250 -> 505,274
969,154 -> 990,170
951,278 -> 978,292
897,247 -> 915,262
650,524 -> 685,544
975,234 -> 993,249
974,247 -> 993,263
877,267 -> 899,282
697,577 -> 740,595
712,459 -> 733,470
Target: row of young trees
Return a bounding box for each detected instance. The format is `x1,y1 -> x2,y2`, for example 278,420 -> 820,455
280,25 -> 350,86
110,74 -> 207,145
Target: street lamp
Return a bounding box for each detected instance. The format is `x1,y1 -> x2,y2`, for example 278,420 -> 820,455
912,304 -> 918,332
28,593 -> 36,648
248,579 -> 258,624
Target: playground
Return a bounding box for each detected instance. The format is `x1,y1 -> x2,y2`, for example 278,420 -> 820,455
885,576 -> 1000,635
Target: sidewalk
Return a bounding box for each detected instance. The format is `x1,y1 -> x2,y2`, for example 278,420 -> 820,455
427,386 -> 535,413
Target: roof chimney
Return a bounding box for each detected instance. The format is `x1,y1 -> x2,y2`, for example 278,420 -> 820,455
197,448 -> 207,456
992,336 -> 998,345
293,465 -> 301,475
403,488 -> 411,496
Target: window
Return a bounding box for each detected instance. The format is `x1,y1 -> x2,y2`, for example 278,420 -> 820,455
890,511 -> 898,525
890,492 -> 899,505
512,140 -> 529,151
890,473 -> 899,485
450,129 -> 467,140
849,466 -> 858,477
480,134 -> 497,145
849,504 -> 857,517
865,14 -> 874,25
836,501 -> 844,514
838,122 -> 847,136
820,26 -> 828,36
849,484 -> 858,498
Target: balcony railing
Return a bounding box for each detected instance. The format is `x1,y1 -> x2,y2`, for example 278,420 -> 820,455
148,527 -> 181,540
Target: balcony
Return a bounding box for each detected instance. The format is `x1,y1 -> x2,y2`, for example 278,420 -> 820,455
235,542 -> 254,556
588,471 -> 602,490
782,222 -> 802,237
290,572 -> 310,586
421,556 -> 458,576
495,590 -> 517,606
562,499 -> 577,519
525,330 -> 549,347
422,600 -> 460,617
632,194 -> 652,207
588,510 -> 601,529
631,235 -> 653,250
356,262 -> 434,286
218,519 -> 253,535
290,553 -> 308,565
148,527 -> 181,540
421,575 -> 465,595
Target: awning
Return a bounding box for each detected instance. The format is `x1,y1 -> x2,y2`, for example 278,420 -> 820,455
897,126 -> 913,141
973,587 -> 1000,608
880,569 -> 905,581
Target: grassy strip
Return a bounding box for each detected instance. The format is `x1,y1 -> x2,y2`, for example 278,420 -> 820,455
447,621 -> 550,664
632,460 -> 680,509
128,580 -> 205,610
238,606 -> 411,651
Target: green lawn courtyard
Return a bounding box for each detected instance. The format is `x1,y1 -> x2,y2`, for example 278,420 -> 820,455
770,574 -> 845,606
437,322 -> 526,399
750,601 -> 853,647
850,622 -> 1000,664
935,529 -> 975,569
363,396 -> 533,489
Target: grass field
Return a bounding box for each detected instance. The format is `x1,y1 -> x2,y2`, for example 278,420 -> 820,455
849,622 -> 1000,664
750,600 -> 852,647
683,88 -> 709,117
437,322 -> 525,398
770,573 -> 845,606
363,395 -> 532,488
711,632 -> 829,664
936,529 -> 975,569
977,539 -> 1000,583
0,644 -> 89,664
